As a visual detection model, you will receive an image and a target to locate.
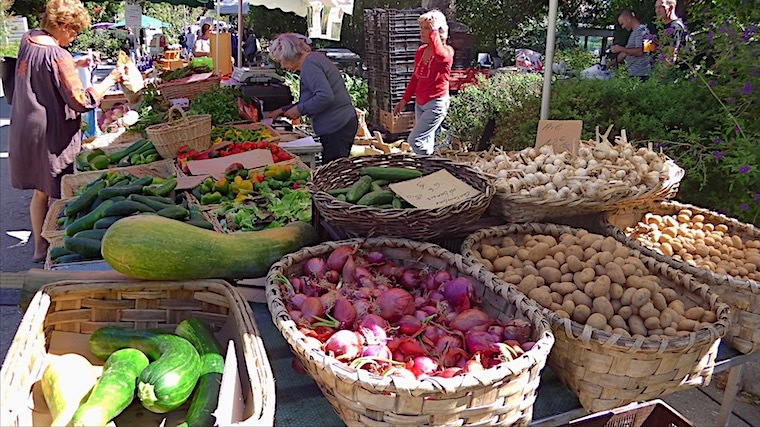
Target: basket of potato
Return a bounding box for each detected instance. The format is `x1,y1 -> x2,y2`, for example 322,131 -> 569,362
606,201 -> 760,354
461,223 -> 730,413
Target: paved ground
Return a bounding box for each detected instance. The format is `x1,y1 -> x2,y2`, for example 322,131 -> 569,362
0,69 -> 758,425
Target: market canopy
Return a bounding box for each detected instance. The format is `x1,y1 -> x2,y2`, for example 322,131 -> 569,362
216,0 -> 354,17
111,15 -> 170,29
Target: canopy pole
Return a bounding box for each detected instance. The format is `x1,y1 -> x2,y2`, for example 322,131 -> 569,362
540,0 -> 559,120
237,0 -> 243,67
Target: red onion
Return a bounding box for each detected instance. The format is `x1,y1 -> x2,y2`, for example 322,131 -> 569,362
434,335 -> 462,355
375,288 -> 415,322
422,274 -> 437,291
398,338 -> 426,356
503,319 -> 533,343
365,251 -> 387,264
422,325 -> 441,343
356,287 -> 373,299
437,367 -> 463,378
324,330 -> 362,361
326,245 -> 356,271
463,354 -> 484,373
289,276 -> 304,293
441,277 -> 477,311
303,257 -> 328,278
332,298 -> 357,329
290,293 -> 307,310
379,262 -> 403,279
395,315 -> 422,335
421,305 -> 438,316
400,269 -> 421,290
325,270 -> 340,284
342,256 -> 357,284
319,290 -> 340,311
434,270 -> 452,286
449,309 -> 493,332
414,309 -> 429,322
521,342 -> 536,352
358,277 -> 375,288
355,266 -> 372,280
359,314 -> 388,344
353,299 -> 373,318
409,356 -> 438,378
361,344 -> 392,359
383,367 -> 416,381
428,290 -> 445,303
301,297 -> 325,323
288,310 -> 302,322
464,331 -> 498,355
488,325 -> 504,338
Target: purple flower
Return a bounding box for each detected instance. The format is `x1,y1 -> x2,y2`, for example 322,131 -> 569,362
754,193 -> 760,201
666,27 -> 674,36
689,77 -> 697,83
714,137 -> 722,145
658,54 -> 667,62
742,82 -> 754,94
709,80 -> 717,87
740,203 -> 749,211
727,97 -> 735,103
735,124 -> 741,131
739,165 -> 751,173
713,151 -> 724,160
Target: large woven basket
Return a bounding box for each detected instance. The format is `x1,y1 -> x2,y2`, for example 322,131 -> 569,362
606,200 -> 760,354
0,279 -> 275,427
461,223 -> 730,413
159,74 -> 220,101
145,106 -> 212,159
41,199 -> 70,242
266,238 -> 554,426
66,159 -> 177,196
309,154 -> 495,241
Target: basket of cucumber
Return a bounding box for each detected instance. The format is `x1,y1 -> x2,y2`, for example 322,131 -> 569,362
0,280 -> 275,427
309,153 -> 495,241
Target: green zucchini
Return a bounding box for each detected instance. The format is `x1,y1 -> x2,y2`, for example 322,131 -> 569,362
156,205 -> 189,220
70,348 -> 150,427
64,181 -> 106,217
128,194 -> 174,211
107,139 -> 150,164
102,200 -> 156,217
356,190 -> 396,206
359,167 -> 423,182
53,253 -> 87,264
143,178 -> 177,197
64,237 -> 102,259
346,176 -> 373,203
65,200 -> 114,237
49,246 -> 75,260
129,175 -> 155,187
94,215 -> 125,229
88,326 -> 201,414
98,185 -> 146,199
392,197 -> 403,209
175,319 -> 225,427
73,228 -> 107,241
336,194 -> 347,202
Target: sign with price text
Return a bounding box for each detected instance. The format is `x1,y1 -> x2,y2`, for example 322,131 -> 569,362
535,120 -> 582,156
389,170 -> 480,209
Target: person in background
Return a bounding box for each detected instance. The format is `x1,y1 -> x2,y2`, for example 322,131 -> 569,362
185,26 -> 196,57
230,29 -> 238,65
8,0 -> 122,262
243,30 -> 259,66
178,29 -> 187,57
125,27 -> 137,61
194,23 -> 211,57
655,0 -> 688,63
610,9 -> 651,81
393,10 -> 454,155
264,33 -> 358,163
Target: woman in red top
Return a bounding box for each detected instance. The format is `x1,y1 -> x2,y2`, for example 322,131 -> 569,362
393,10 -> 454,155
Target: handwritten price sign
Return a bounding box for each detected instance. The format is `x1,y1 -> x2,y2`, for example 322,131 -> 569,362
389,170 -> 480,209
535,120 -> 582,156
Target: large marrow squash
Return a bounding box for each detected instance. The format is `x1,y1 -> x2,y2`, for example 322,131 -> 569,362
101,215 -> 319,280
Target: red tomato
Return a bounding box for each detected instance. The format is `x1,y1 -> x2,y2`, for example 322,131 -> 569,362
242,142 -> 253,150
270,144 -> 280,154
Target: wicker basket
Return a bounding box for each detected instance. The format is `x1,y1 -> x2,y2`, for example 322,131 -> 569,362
159,74 -> 220,101
41,199 -> 70,242
62,159 -> 178,198
145,106 -> 212,159
309,154 -> 495,241
461,223 -> 730,413
0,279 -> 275,427
606,201 -> 760,354
266,238 -> 555,426
74,138 -> 160,174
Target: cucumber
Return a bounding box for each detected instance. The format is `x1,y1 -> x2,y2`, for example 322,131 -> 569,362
143,178 -> 177,197
65,200 -> 114,237
107,139 -> 150,164
94,215 -> 125,229
73,228 -> 107,240
88,327 -> 201,414
175,319 -> 225,427
336,194 -> 347,202
98,185 -> 146,199
64,237 -> 102,259
359,167 -> 423,182
356,190 -> 396,206
142,195 -> 176,205
326,187 -> 351,196
392,197 -> 403,209
53,253 -> 87,264
49,246 -> 75,260
102,200 -> 156,217
64,181 -> 106,217
128,194 -> 174,211
371,179 -> 390,187
346,176 -> 373,203
130,175 -> 155,187
156,205 -> 189,220
70,348 -> 150,427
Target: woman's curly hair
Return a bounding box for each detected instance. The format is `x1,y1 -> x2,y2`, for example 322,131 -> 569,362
41,0 -> 91,34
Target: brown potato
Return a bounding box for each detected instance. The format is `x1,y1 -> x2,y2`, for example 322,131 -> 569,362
621,287 -> 636,306
550,281 -> 577,296
592,277 -> 611,298
528,287 -> 553,308
498,246 -> 518,257
518,275 -> 540,295
593,297 -> 615,320
586,313 -> 608,329
601,237 -> 619,253
551,292 -> 563,304
605,262 -> 626,285
555,309 -> 570,319
503,274 -> 522,285
572,290 -> 593,308
644,317 -> 661,330
493,256 -> 513,272
566,255 -> 584,273
566,245 -> 585,261
562,299 -> 576,314
572,304 -> 592,323
618,306 -> 633,319
527,242 -> 551,263
627,315 -> 648,336
638,302 -> 660,319
610,283 -> 624,300
653,293 -> 668,311
539,266 -> 563,284
612,328 -> 632,338
631,288 -> 652,307
684,306 -> 706,321
480,244 -> 499,261
609,314 -> 627,329
501,236 -> 516,248
701,310 -> 717,323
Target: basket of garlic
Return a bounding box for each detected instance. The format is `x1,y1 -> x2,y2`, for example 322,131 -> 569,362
472,126 -> 684,223
461,223 -> 730,413
606,201 -> 760,354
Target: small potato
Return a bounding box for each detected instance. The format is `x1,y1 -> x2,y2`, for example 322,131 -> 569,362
518,275 -> 540,295
501,236 -> 516,248
549,243 -> 568,256
493,256 -> 513,272
653,293 -> 667,311
660,242 -> 674,257
621,264 -> 638,277
685,307 -> 706,321
661,288 -> 678,303
631,288 -> 652,307
587,313 -> 608,329
523,265 -> 539,277
584,247 -> 598,261
601,237 -> 618,253
612,327 -> 632,338
659,310 -> 674,328
512,258 -> 525,269
663,327 -> 678,336
613,246 -> 630,259
539,266 -> 563,284
679,318 -> 699,332
628,315 -> 648,336
537,258 -> 560,269
529,287 -> 553,308
576,267 -> 596,285
638,302 -> 660,319
611,299 -> 622,313
594,264 -> 606,276
527,242 -> 551,263
566,245 -> 585,261
498,246 -> 518,257
551,292 -> 563,304
556,309 -> 570,319
618,306 -> 633,319
593,276 -> 611,298
480,258 -> 494,271
550,282 -> 577,296
621,287 -> 637,306
610,283 -> 624,300
566,255 -> 584,273
562,299 -> 576,314
480,244 -> 499,261
701,311 -> 717,323
579,233 -> 600,249
550,302 -> 564,312
554,252 -> 567,265
590,239 -> 603,252
593,297 -> 615,320
584,282 -> 596,298
572,290 -> 593,309
516,248 -> 531,262
609,314 -> 627,329
669,300 -> 685,315
572,304 -> 592,323
605,262 -> 626,285
644,317 -> 661,330
561,272 -> 574,282
503,274 -> 522,285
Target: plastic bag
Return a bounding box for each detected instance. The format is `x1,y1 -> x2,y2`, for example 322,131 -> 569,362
117,51 -> 144,104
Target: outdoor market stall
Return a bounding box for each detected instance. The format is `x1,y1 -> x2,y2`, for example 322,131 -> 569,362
1,54 -> 759,427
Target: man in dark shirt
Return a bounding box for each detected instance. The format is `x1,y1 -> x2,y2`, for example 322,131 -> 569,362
125,28 -> 137,61
655,0 -> 687,63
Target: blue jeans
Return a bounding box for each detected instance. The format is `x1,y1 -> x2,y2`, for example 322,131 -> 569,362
408,96 -> 449,155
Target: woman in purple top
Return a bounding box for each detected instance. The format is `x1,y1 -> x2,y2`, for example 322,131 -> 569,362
9,0 -> 121,262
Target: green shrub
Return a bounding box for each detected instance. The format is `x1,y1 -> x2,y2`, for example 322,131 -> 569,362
0,39 -> 19,57
554,48 -> 596,72
70,29 -> 123,60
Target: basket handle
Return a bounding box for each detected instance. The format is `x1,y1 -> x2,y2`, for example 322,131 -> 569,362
166,105 -> 188,124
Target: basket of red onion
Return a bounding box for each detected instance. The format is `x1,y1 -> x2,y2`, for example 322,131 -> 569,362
266,238 -> 555,426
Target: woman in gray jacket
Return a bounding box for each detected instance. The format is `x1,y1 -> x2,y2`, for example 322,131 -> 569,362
265,33 -> 358,163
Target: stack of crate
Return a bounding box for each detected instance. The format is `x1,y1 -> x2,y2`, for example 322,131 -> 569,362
364,8 -> 425,134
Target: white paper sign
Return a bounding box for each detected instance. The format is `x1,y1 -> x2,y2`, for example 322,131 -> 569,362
389,169 -> 480,209
125,0 -> 142,30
